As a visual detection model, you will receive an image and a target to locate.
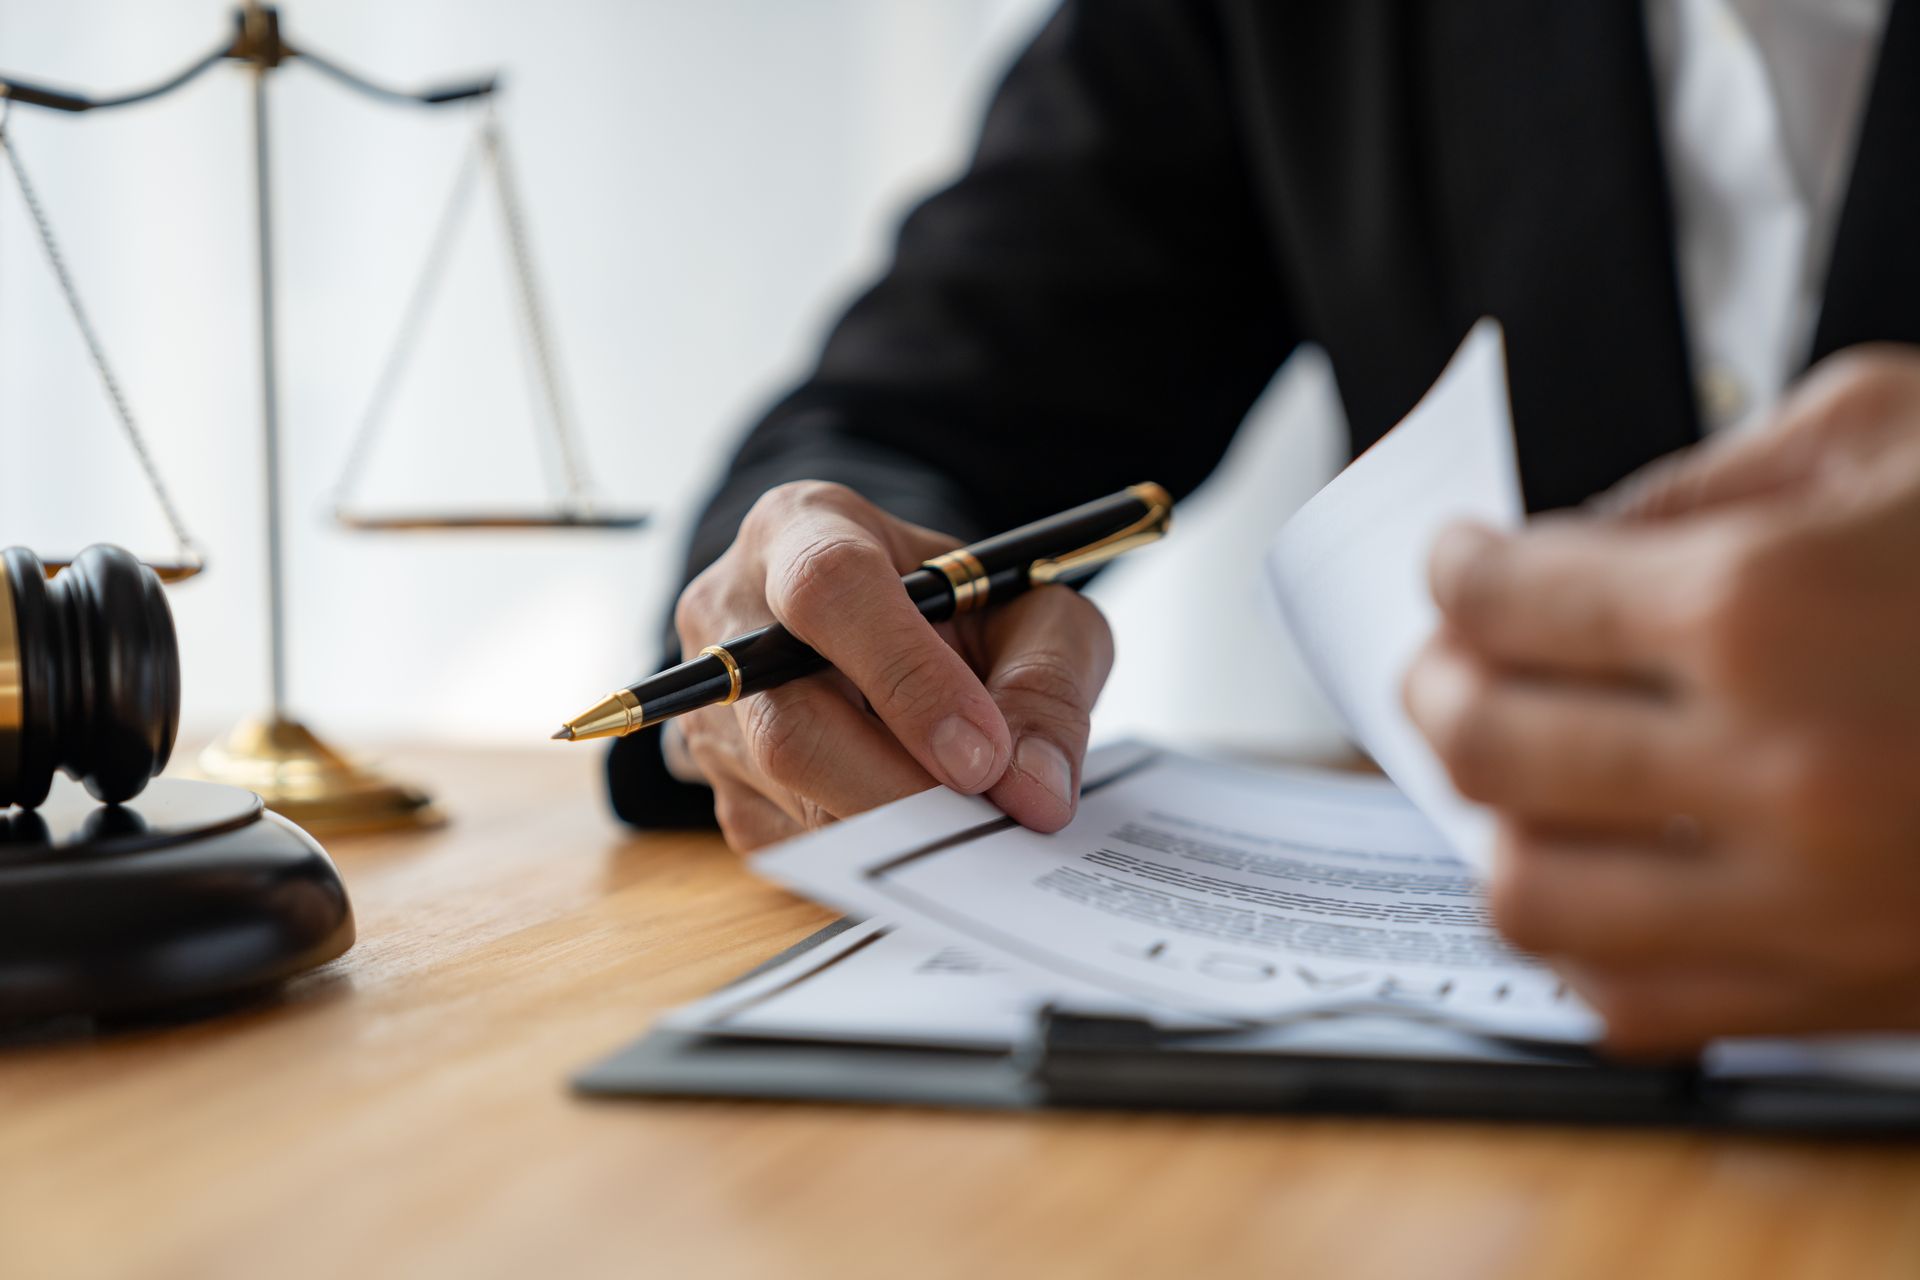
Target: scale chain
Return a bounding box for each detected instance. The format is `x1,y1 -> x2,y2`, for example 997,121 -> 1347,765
335,105 -> 598,520
0,102 -> 205,568
483,111 -> 594,515
330,125 -> 485,514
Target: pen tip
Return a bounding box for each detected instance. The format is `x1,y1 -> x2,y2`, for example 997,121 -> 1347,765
551,726 -> 574,741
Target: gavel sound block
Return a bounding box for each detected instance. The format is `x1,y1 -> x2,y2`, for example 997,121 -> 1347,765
0,546 -> 354,1024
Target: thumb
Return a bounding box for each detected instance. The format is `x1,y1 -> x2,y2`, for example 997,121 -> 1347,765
977,587 -> 1114,833
1593,423 -> 1811,522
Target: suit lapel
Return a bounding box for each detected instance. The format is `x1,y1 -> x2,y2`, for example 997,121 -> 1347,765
1810,0 -> 1920,362
1421,2 -> 1701,511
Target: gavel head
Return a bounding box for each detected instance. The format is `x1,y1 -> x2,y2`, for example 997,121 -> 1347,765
0,545 -> 179,808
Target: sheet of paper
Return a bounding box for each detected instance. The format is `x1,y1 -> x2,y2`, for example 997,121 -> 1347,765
663,916 -> 1590,1067
661,918 -> 1215,1049
678,864 -> 1920,1079
755,745 -> 1599,1041
660,921 -> 1033,1048
1265,319 -> 1523,871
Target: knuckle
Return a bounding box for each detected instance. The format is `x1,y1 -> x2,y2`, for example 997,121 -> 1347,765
678,704 -> 728,753
795,794 -> 835,831
1807,350 -> 1908,429
1548,582 -> 1626,657
1684,532 -> 1780,687
872,646 -> 956,725
711,792 -> 746,835
738,488 -> 792,539
741,693 -> 823,790
1438,546 -> 1508,635
711,791 -> 765,853
742,480 -> 857,534
1427,681 -> 1504,801
785,478 -> 861,510
1028,587 -> 1115,663
673,571 -> 722,644
768,534 -> 890,638
991,651 -> 1091,722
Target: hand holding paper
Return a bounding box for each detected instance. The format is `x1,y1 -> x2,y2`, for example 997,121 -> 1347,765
1265,319 -> 1522,872
1401,342 -> 1920,1052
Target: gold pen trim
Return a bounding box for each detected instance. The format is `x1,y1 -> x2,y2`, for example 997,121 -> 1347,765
702,644 -> 744,704
923,549 -> 990,614
559,688 -> 643,741
1028,481 -> 1173,585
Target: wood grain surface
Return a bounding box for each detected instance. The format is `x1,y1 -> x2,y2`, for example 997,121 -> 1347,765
3,746 -> 1918,1280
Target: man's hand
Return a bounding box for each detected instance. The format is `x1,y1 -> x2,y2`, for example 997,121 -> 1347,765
671,481 -> 1112,852
1404,346 -> 1920,1054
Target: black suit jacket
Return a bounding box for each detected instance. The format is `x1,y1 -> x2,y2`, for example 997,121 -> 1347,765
611,0 -> 1920,825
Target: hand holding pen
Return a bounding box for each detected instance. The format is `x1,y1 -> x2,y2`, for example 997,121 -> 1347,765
558,481 -> 1170,853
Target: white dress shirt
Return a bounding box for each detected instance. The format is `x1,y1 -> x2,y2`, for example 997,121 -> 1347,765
1646,0 -> 1892,432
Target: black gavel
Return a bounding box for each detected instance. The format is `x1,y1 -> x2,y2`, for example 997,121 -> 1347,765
0,545 -> 179,808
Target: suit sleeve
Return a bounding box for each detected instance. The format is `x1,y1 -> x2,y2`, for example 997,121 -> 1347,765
610,0 -> 1298,828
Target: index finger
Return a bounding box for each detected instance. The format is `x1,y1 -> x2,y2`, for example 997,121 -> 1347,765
760,506 -> 1011,795
1429,518 -> 1699,679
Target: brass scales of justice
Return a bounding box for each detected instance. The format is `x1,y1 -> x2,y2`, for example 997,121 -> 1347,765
0,3 -> 646,833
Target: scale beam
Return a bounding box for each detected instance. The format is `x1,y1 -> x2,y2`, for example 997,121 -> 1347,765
293,47 -> 496,108
0,9 -> 497,116
0,40 -> 231,114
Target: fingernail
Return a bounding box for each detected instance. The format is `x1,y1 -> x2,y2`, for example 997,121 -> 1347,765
1016,737 -> 1073,812
931,715 -> 997,791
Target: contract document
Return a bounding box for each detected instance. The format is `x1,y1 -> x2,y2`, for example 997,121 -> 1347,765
657,915 -> 1586,1067
756,745 -> 1598,1042
634,908 -> 1920,1096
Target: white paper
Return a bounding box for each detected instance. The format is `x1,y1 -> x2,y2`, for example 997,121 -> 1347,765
661,920 -> 1210,1049
665,916 -> 1590,1067
1265,319 -> 1523,871
660,921 -> 1032,1048
755,745 -> 1598,1042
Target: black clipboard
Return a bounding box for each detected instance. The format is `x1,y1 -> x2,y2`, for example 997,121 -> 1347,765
573,923 -> 1920,1133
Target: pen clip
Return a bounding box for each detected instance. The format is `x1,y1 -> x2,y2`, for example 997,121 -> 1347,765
1028,482 -> 1173,585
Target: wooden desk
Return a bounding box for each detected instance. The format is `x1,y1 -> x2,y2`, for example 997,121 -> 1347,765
3,747 -> 1918,1280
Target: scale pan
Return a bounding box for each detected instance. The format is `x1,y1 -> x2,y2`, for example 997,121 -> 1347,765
334,509 -> 649,532
38,557 -> 205,584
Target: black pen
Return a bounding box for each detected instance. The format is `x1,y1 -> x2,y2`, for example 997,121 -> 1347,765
552,482 -> 1172,742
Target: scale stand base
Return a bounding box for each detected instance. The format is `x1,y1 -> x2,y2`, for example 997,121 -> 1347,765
195,715 -> 442,837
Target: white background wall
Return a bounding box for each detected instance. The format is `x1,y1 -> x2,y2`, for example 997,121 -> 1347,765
0,0 -> 1346,759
